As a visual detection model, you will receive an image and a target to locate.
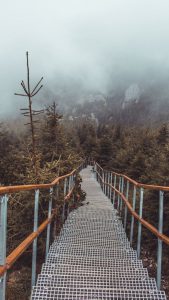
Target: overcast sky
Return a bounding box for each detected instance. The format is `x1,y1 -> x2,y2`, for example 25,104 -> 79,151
1,0 -> 169,116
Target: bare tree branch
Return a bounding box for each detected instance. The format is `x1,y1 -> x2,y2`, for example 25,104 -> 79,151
14,93 -> 27,97
31,85 -> 43,97
31,77 -> 43,95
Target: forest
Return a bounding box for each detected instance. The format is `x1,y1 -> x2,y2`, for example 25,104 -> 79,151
0,98 -> 169,298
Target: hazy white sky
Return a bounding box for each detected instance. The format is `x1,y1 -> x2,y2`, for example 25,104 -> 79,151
1,0 -> 169,115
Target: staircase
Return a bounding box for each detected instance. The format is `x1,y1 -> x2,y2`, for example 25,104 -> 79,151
31,166 -> 166,299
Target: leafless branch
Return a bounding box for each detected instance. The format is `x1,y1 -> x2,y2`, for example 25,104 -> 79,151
14,93 -> 27,97
21,81 -> 29,95
31,85 -> 43,97
31,77 -> 43,95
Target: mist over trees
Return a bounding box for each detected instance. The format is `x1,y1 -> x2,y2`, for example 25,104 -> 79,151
1,91 -> 169,297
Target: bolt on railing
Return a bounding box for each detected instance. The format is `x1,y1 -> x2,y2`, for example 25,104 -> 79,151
95,162 -> 169,290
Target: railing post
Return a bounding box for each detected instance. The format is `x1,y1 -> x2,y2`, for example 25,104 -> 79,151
68,176 -> 71,192
157,190 -> 164,290
124,180 -> 129,230
130,185 -> 136,245
31,189 -> 39,287
45,187 -> 53,260
101,169 -> 103,187
107,172 -> 110,198
120,177 -> 124,214
106,172 -> 108,196
97,166 -> 99,184
72,175 -> 75,204
109,173 -> 112,200
137,187 -> 144,258
67,176 -> 71,215
96,165 -> 98,182
0,194 -> 8,300
53,185 -> 58,240
62,179 -> 67,222
105,171 -> 107,196
113,174 -> 117,206
105,172 -> 107,195
117,177 -> 121,211
103,172 -> 105,194
102,170 -> 103,190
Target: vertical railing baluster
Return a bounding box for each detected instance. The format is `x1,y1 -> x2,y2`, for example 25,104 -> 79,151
45,187 -> 53,260
107,172 -> 109,196
67,176 -> 71,216
120,177 -> 124,214
98,166 -> 99,184
0,194 -> 8,300
103,172 -> 105,194
124,180 -> 129,230
97,165 -> 101,185
62,179 -> 67,222
117,177 -> 121,211
31,189 -> 39,287
53,184 -> 58,240
101,169 -> 102,187
130,185 -> 136,245
68,176 -> 71,192
113,174 -> 117,207
102,170 -> 103,190
105,172 -> 107,195
107,172 -> 109,197
109,172 -> 113,200
106,172 -> 108,196
72,175 -> 75,205
101,169 -> 103,187
157,191 -> 164,290
137,187 -> 144,258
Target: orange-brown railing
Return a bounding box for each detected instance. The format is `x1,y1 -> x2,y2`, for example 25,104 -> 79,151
95,162 -> 169,290
0,161 -> 86,299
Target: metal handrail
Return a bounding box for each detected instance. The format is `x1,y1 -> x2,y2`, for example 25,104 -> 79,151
95,162 -> 169,290
0,169 -> 77,195
96,162 -> 169,191
0,161 -> 85,299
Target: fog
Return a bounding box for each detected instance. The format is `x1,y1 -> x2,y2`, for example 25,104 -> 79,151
1,0 -> 169,117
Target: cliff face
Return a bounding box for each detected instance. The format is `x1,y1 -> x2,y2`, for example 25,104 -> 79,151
65,91 -> 169,127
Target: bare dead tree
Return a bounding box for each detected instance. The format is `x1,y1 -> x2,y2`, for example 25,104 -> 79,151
15,51 -> 44,179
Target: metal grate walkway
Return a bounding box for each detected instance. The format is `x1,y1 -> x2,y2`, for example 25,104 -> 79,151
31,166 -> 166,299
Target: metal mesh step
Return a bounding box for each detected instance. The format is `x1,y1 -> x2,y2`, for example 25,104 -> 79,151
46,256 -> 143,268
41,263 -> 149,276
52,240 -> 131,248
47,248 -> 138,259
32,286 -> 166,299
36,275 -> 157,290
